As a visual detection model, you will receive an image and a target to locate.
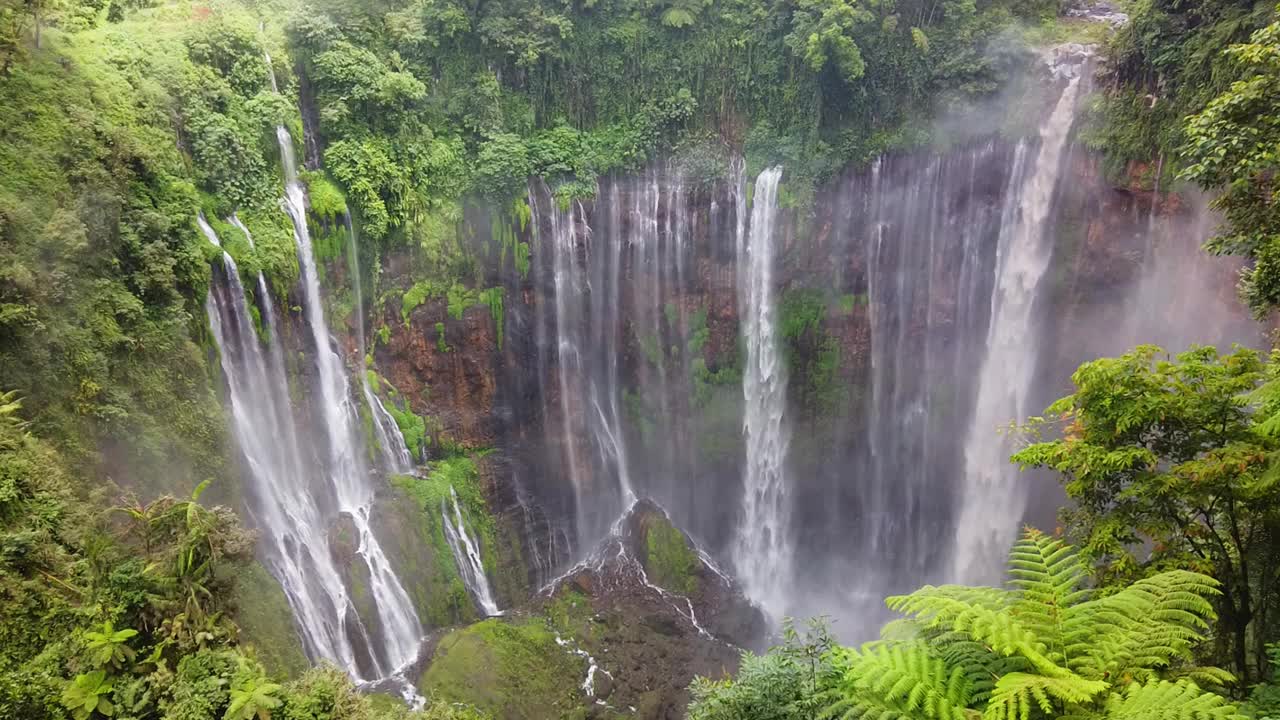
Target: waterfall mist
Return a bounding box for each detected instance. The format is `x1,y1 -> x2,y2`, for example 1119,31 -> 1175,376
498,46 -> 1262,639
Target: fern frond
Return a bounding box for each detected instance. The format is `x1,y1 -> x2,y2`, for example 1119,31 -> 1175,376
827,641 -> 973,720
982,672 -> 1108,720
1072,570 -> 1220,679
887,586 -> 1069,678
1164,665 -> 1237,693
1102,679 -> 1246,720
879,619 -> 923,641
928,630 -> 1031,705
1007,529 -> 1091,666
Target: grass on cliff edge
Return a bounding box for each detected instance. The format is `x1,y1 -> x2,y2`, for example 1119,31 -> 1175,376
418,618 -> 586,719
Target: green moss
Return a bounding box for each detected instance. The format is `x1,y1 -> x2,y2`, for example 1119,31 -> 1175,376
229,563 -> 309,679
370,374 -> 427,459
401,279 -> 447,326
491,203 -> 532,280
237,209 -> 300,301
418,619 -> 586,718
435,321 -> 451,353
301,170 -> 348,223
837,293 -> 867,314
545,589 -> 594,639
642,515 -> 699,596
779,287 -> 827,342
478,287 -> 505,349
312,222 -> 346,265
638,332 -> 663,367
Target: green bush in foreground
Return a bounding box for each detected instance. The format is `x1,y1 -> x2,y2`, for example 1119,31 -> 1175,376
692,529 -> 1243,720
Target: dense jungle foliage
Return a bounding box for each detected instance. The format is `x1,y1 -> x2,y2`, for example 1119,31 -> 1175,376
1087,0 -> 1279,314
3,0 -> 1280,716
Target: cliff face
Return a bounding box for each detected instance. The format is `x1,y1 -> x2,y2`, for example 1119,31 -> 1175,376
359,135 -> 1258,637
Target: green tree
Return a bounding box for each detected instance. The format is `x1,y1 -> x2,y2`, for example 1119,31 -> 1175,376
1013,345 -> 1280,684
688,619 -> 837,720
783,0 -> 872,85
1182,8 -> 1280,314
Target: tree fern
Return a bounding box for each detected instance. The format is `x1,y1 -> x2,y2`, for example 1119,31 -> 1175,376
1097,679 -> 1244,720
814,529 -> 1236,720
821,642 -> 974,720
984,673 -> 1108,720
1073,571 -> 1221,682
927,630 -> 1032,705
887,586 -> 1066,678
1007,529 -> 1092,667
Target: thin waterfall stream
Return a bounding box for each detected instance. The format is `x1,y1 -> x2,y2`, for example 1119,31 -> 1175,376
441,486 -> 502,617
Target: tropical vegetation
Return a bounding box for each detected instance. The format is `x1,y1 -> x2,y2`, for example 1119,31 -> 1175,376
691,531 -> 1247,720
3,0 -> 1280,716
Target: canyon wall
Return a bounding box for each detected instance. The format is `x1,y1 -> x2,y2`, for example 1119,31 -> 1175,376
357,110 -> 1260,638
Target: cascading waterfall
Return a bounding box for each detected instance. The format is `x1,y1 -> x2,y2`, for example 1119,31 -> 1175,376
200,214 -> 383,676
441,44 -> 1249,633
274,122 -> 423,675
527,170 -> 700,555
950,52 -> 1087,584
441,486 -> 502,616
795,142 -> 1014,623
346,216 -> 416,474
528,184 -> 635,549
730,166 -> 792,616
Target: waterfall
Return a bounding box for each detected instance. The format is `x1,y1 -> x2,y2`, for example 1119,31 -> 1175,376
731,166 -> 791,617
345,215 -> 416,474
529,185 -> 634,550
950,54 -> 1087,584
818,143 -> 1009,603
441,486 -> 501,616
200,214 -> 386,676
273,122 -> 424,675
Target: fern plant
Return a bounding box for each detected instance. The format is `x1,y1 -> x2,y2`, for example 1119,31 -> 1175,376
819,529 -> 1245,720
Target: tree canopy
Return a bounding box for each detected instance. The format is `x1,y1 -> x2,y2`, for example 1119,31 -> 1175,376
1014,345 -> 1280,684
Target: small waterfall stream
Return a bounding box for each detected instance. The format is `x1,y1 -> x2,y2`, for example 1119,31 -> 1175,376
731,167 -> 791,617
441,486 -> 502,616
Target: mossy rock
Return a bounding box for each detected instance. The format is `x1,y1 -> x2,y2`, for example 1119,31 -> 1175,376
418,618 -> 587,719
232,562 -> 309,678
636,510 -> 700,596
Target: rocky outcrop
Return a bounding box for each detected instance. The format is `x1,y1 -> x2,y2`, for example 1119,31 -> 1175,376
531,499 -> 765,718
